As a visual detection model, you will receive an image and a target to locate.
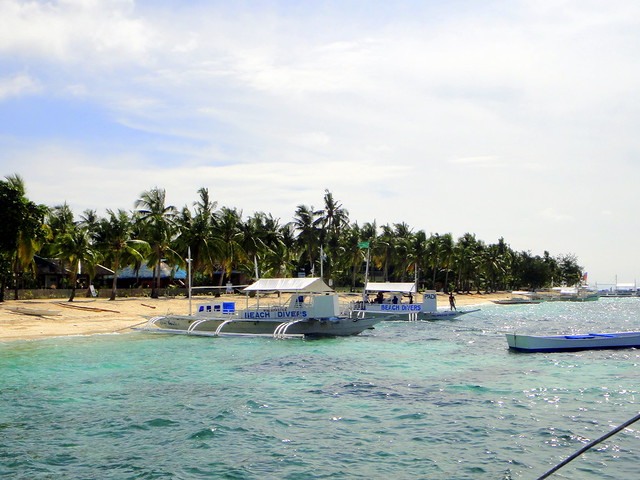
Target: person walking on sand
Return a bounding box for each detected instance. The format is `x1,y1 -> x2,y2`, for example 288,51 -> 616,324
449,293 -> 456,311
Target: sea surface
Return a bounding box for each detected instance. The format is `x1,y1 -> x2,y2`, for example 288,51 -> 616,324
2,297 -> 640,479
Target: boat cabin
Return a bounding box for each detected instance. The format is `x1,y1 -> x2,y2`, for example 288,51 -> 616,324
194,277 -> 342,319
359,282 -> 438,314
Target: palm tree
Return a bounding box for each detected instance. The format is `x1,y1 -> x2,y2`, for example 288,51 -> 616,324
273,223 -> 298,277
409,230 -> 428,288
359,221 -> 377,283
316,190 -> 349,281
53,224 -> 98,302
479,237 -> 512,292
46,203 -> 75,237
338,222 -> 366,291
453,233 -> 483,293
260,222 -> 297,278
95,209 -> 148,300
392,222 -> 413,281
426,233 -> 441,290
438,233 -> 455,292
175,188 -> 217,277
241,212 -> 288,278
0,175 -> 48,301
211,206 -> 245,285
292,204 -> 321,275
79,209 -> 100,233
134,188 -> 178,298
374,224 -> 395,282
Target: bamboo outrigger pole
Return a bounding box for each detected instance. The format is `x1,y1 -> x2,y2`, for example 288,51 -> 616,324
536,411 -> 640,479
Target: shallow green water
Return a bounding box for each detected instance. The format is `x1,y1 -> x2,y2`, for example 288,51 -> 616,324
2,298 -> 640,479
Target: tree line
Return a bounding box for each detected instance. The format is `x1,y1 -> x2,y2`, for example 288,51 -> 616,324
0,175 -> 583,302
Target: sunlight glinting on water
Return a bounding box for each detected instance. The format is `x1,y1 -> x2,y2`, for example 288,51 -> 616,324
1,298 -> 640,479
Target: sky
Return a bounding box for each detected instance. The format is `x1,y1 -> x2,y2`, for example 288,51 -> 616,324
1,0 -> 639,287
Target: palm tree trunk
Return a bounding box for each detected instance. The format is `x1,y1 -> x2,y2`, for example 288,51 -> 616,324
351,256 -> 358,292
110,258 -> 119,301
12,251 -> 19,301
151,260 -> 160,298
431,253 -> 439,289
68,271 -> 77,302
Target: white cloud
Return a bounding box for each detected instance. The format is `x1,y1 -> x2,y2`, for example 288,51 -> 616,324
0,0 -> 154,65
0,73 -> 40,100
538,207 -> 574,223
449,156 -> 504,167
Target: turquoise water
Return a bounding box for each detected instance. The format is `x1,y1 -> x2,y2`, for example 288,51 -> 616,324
2,298 -> 640,479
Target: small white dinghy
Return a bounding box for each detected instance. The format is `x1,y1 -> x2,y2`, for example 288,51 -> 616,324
506,331 -> 640,352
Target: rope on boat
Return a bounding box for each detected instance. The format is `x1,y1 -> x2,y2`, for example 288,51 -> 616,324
536,411 -> 640,479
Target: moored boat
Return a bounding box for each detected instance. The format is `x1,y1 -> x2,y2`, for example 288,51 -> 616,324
506,331 -> 640,352
136,277 -> 386,338
492,291 -> 542,305
492,298 -> 542,305
352,282 -> 480,321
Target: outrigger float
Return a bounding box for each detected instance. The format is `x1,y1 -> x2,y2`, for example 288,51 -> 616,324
136,278 -> 387,339
351,282 -> 480,321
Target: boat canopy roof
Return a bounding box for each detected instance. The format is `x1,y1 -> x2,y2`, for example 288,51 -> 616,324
365,282 -> 417,293
243,277 -> 333,293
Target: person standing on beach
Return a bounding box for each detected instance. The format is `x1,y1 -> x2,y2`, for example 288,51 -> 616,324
449,293 -> 456,310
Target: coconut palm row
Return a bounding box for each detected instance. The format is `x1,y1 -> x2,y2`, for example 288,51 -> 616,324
1,177 -> 584,302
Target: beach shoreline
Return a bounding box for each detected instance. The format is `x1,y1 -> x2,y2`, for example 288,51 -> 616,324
0,292 -> 512,342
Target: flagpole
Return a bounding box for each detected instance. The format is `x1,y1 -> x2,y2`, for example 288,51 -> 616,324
363,246 -> 370,302
187,247 -> 192,316
254,255 -> 260,308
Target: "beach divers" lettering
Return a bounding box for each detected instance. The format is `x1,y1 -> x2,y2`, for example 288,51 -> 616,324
380,304 -> 422,312
243,310 -> 309,319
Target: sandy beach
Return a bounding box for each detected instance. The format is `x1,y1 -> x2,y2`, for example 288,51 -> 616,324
0,292 -> 512,342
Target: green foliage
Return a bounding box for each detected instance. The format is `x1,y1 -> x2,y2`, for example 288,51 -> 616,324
0,176 -> 48,301
4,181 -> 584,297
51,224 -> 98,301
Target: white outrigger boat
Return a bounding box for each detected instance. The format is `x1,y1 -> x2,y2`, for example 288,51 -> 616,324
352,282 -> 480,321
491,291 -> 543,305
506,331 -> 640,352
137,278 -> 386,338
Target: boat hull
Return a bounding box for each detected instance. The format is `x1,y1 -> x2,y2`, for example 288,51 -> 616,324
379,308 -> 480,321
141,314 -> 383,338
506,332 -> 640,352
355,303 -> 480,321
492,299 -> 541,305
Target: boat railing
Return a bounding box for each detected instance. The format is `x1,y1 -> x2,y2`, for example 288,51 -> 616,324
343,308 -> 366,319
